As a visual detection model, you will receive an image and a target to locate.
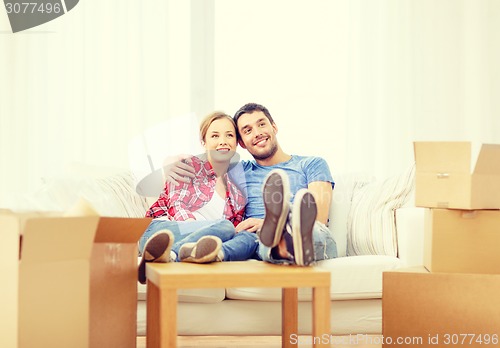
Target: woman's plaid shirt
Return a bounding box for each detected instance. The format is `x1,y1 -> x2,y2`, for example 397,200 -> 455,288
145,156 -> 246,227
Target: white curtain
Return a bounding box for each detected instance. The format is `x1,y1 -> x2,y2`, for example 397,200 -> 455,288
1,0 -> 499,208
0,1 -> 196,208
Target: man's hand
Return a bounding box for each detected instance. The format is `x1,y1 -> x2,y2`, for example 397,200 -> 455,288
235,218 -> 263,233
162,154 -> 196,185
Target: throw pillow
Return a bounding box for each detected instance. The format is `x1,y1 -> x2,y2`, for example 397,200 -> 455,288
327,172 -> 374,257
346,164 -> 415,256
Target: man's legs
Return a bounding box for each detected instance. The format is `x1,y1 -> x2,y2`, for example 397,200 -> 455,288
289,189 -> 317,265
257,170 -> 337,266
312,222 -> 337,260
258,221 -> 337,263
259,169 -> 290,247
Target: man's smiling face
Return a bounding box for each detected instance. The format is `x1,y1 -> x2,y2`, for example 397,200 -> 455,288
236,111 -> 278,161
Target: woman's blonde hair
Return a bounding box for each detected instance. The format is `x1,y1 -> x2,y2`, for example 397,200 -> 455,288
199,111 -> 237,143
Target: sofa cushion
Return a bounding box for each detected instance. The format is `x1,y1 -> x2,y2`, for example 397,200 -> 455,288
137,297 -> 383,336
226,255 -> 403,301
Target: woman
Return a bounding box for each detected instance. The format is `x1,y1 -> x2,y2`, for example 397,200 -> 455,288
138,112 -> 258,284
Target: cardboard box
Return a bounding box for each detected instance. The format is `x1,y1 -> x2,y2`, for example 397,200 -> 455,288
65,198 -> 151,347
0,212 -> 22,348
1,212 -> 98,348
383,267 -> 500,347
414,142 -> 500,209
424,208 -> 500,274
90,217 -> 151,348
1,210 -> 151,348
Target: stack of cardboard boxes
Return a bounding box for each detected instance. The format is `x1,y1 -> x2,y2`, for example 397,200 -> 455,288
0,209 -> 151,348
383,142 -> 500,347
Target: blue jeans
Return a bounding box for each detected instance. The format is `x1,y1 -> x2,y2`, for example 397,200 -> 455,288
139,219 -> 258,261
257,222 -> 337,264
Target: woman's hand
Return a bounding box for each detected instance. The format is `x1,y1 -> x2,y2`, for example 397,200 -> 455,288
235,218 -> 263,233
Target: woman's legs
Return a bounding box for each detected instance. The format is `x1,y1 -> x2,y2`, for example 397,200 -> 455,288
220,231 -> 259,261
138,219 -> 234,255
138,219 -> 237,282
139,219 -> 259,264
171,219 -> 235,260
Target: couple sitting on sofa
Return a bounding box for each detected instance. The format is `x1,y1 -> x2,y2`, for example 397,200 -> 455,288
138,103 -> 337,284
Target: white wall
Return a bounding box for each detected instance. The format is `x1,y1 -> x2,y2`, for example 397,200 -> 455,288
212,0 -> 500,177
1,0 -> 500,209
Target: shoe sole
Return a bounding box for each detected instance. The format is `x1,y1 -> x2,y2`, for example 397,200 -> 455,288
179,236 -> 222,263
259,169 -> 290,247
138,230 -> 173,284
291,189 -> 317,266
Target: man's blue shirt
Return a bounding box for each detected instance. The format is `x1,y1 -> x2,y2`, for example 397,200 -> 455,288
237,155 -> 334,219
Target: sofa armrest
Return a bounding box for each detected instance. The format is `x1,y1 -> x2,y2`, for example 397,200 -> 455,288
395,206 -> 425,267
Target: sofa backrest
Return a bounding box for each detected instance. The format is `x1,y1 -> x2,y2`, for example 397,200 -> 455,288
18,168 -> 150,217
21,162 -> 414,259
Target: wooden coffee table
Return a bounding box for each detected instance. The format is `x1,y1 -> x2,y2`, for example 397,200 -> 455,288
146,261 -> 331,348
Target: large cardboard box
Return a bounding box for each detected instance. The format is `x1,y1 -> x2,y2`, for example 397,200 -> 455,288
90,217 -> 151,348
424,208 -> 500,274
1,210 -> 151,348
0,212 -> 22,348
383,267 -> 500,347
0,212 -> 99,348
414,142 -> 500,209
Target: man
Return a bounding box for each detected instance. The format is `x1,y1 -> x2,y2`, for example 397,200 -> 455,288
168,103 -> 337,265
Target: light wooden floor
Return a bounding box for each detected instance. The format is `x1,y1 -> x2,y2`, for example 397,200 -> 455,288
137,335 -> 383,348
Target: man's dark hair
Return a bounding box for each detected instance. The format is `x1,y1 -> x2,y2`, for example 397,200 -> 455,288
233,103 -> 275,126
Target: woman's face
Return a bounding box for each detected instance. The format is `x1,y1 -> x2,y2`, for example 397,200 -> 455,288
203,118 -> 237,164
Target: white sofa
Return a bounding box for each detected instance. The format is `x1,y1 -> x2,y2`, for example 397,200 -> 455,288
21,163 -> 424,336
136,164 -> 424,336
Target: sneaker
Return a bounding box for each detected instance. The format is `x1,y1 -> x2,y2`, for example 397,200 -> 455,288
179,236 -> 223,263
258,169 -> 290,247
290,189 -> 317,266
270,216 -> 295,262
138,229 -> 174,284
